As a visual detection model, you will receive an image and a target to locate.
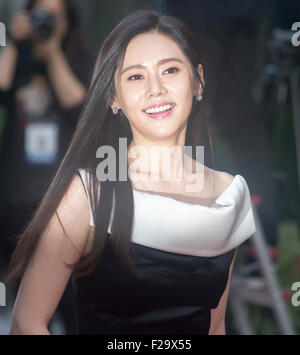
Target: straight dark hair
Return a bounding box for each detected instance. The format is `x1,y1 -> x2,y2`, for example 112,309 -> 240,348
4,9 -> 214,285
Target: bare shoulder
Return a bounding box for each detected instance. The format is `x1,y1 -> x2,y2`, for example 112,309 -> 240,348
205,167 -> 235,196
67,173 -> 96,255
50,173 -> 92,259
218,171 -> 235,188
190,159 -> 235,196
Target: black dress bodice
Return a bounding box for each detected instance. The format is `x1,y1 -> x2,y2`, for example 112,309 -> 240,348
73,236 -> 236,335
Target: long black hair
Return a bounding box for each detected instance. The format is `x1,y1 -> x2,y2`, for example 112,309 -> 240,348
5,8 -> 214,285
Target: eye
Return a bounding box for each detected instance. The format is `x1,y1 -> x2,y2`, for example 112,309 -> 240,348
127,67 -> 179,81
164,67 -> 179,75
127,74 -> 143,81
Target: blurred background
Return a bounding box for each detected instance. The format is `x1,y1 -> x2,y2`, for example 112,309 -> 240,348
0,0 -> 299,335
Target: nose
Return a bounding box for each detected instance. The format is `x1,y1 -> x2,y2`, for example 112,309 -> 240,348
146,73 -> 167,98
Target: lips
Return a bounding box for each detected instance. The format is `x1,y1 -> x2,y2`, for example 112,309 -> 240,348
143,102 -> 175,111
143,103 -> 176,119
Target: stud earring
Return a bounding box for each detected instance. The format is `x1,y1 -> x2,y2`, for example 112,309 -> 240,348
196,93 -> 203,102
112,106 -> 119,115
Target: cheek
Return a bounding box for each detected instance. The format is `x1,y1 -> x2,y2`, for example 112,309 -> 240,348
121,86 -> 144,110
172,80 -> 194,110
167,74 -> 194,97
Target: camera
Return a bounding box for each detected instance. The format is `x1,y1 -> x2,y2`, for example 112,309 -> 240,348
28,8 -> 56,41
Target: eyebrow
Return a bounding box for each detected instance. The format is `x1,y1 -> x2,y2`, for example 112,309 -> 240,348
121,57 -> 184,75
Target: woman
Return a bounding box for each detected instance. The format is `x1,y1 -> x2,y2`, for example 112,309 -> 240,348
5,9 -> 256,335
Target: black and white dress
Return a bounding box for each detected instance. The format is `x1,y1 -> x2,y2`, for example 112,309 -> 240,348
73,168 -> 256,335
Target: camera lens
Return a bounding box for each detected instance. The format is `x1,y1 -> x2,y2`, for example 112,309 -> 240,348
29,8 -> 56,41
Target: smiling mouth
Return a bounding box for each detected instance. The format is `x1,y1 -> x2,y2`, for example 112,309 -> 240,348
143,104 -> 176,118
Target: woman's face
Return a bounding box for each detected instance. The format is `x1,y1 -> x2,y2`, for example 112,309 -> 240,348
112,31 -> 204,143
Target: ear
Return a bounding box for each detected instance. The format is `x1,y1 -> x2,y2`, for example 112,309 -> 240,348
110,97 -> 120,111
194,64 -> 205,96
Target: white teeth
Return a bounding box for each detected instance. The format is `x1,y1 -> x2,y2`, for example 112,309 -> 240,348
145,104 -> 173,114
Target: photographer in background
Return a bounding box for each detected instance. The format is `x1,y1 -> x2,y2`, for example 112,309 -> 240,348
0,0 -> 94,334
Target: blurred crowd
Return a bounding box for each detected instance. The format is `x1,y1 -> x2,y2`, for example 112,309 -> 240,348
0,0 -> 94,334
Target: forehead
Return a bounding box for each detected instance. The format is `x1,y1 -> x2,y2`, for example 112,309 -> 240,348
122,32 -> 187,67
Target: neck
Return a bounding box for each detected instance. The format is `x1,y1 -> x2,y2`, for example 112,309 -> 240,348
127,136 -> 202,186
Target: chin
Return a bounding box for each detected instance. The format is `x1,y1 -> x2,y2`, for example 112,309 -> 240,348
147,127 -> 184,141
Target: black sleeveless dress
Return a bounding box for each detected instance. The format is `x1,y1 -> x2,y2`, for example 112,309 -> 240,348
72,169 -> 256,335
